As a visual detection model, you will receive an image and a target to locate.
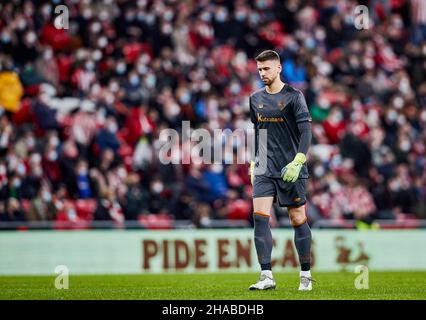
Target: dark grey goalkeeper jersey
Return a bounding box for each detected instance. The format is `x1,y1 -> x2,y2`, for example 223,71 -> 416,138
250,83 -> 312,178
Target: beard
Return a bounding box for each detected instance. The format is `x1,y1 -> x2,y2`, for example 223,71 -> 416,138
262,75 -> 275,86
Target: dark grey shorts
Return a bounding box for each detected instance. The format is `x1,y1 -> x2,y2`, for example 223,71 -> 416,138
253,175 -> 307,207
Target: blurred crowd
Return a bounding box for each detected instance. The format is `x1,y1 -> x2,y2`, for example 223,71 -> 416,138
1,0 -> 426,228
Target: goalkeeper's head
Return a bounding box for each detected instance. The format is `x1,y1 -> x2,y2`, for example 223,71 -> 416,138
255,50 -> 282,86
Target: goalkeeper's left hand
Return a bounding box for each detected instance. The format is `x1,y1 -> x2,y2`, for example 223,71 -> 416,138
281,153 -> 306,183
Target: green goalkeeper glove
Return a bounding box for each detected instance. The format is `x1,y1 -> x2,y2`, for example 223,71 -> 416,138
250,160 -> 255,185
281,153 -> 306,183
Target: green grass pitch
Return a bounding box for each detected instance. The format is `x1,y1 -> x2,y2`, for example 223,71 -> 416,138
1,271 -> 425,300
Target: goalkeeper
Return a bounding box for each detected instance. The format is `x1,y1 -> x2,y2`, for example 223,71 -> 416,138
248,50 -> 314,291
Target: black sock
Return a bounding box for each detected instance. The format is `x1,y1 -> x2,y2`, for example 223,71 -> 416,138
294,221 -> 312,271
253,213 -> 273,270
261,263 -> 272,271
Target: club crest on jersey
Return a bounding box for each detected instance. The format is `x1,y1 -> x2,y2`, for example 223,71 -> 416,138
258,104 -> 264,109
278,101 -> 286,110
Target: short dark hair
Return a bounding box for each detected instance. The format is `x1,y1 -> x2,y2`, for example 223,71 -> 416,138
255,50 -> 280,62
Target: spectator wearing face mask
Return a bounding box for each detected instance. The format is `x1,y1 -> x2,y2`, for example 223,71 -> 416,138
58,140 -> 80,197
192,202 -> 213,228
27,186 -> 56,221
322,107 -> 346,144
42,134 -> 62,189
89,148 -> 116,198
93,187 -> 124,225
283,55 -> 307,90
20,152 -> 44,199
388,164 -> 420,215
76,159 -> 93,199
171,191 -> 196,220
121,173 -> 148,220
122,71 -> 143,107
32,94 -> 61,132
95,116 -> 120,155
202,164 -> 229,204
123,104 -> 156,147
147,175 -> 174,215
6,175 -> 23,200
185,163 -> 211,203
71,102 -> 98,159
1,198 -> 25,222
339,123 -> 373,179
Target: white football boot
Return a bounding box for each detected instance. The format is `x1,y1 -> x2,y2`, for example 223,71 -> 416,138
249,271 -> 276,290
298,271 -> 315,291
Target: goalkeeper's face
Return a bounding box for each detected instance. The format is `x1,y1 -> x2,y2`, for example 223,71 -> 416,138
257,60 -> 281,86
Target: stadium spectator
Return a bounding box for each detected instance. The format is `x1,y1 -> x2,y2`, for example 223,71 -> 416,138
76,159 -> 93,199
120,173 -> 148,220
27,186 -> 56,221
0,71 -> 23,113
411,0 -> 426,44
1,198 -> 25,222
93,187 -> 124,225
